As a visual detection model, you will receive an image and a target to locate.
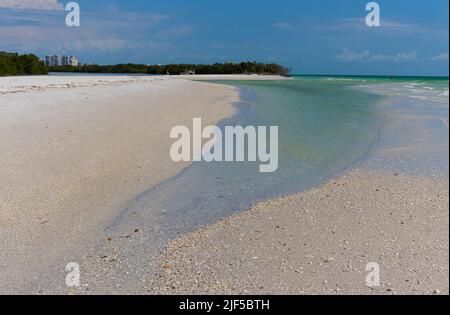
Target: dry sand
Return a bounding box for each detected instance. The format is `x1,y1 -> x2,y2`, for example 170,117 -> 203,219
0,75 -> 245,294
0,74 -> 289,94
153,169 -> 448,295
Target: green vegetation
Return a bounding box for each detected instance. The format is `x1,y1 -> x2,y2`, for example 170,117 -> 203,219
0,52 -> 48,76
49,62 -> 291,76
0,52 -> 290,77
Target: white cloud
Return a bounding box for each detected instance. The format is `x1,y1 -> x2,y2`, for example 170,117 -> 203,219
0,24 -> 172,55
338,18 -> 415,30
272,22 -> 293,30
430,52 -> 449,61
0,7 -> 175,58
157,25 -> 195,37
337,49 -> 418,63
336,49 -> 371,62
371,51 -> 418,62
0,0 -> 64,11
316,17 -> 435,37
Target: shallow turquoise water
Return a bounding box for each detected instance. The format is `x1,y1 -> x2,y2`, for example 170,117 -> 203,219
105,75 -> 448,275
215,78 -> 385,182
110,77 -> 394,233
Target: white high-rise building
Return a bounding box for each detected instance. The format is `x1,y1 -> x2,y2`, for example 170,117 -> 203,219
62,56 -> 70,66
69,56 -> 78,66
44,55 -> 79,67
50,55 -> 62,66
45,55 -> 52,66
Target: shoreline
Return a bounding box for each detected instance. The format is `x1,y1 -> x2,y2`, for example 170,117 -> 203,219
78,79 -> 448,295
0,74 -> 291,95
148,84 -> 449,295
1,75 -> 448,294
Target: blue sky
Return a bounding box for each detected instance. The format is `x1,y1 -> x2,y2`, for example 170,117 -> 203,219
0,0 -> 448,76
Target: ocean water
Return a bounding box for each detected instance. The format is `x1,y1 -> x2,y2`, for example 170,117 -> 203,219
109,77 -> 449,235
109,76 -> 416,233
101,75 -> 448,285
351,77 -> 449,178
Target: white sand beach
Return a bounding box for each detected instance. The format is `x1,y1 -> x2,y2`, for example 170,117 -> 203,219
0,74 -> 289,94
0,75 -> 247,293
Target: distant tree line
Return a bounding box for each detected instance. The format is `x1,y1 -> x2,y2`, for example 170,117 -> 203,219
49,62 -> 291,76
0,52 -> 48,76
0,52 -> 290,76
